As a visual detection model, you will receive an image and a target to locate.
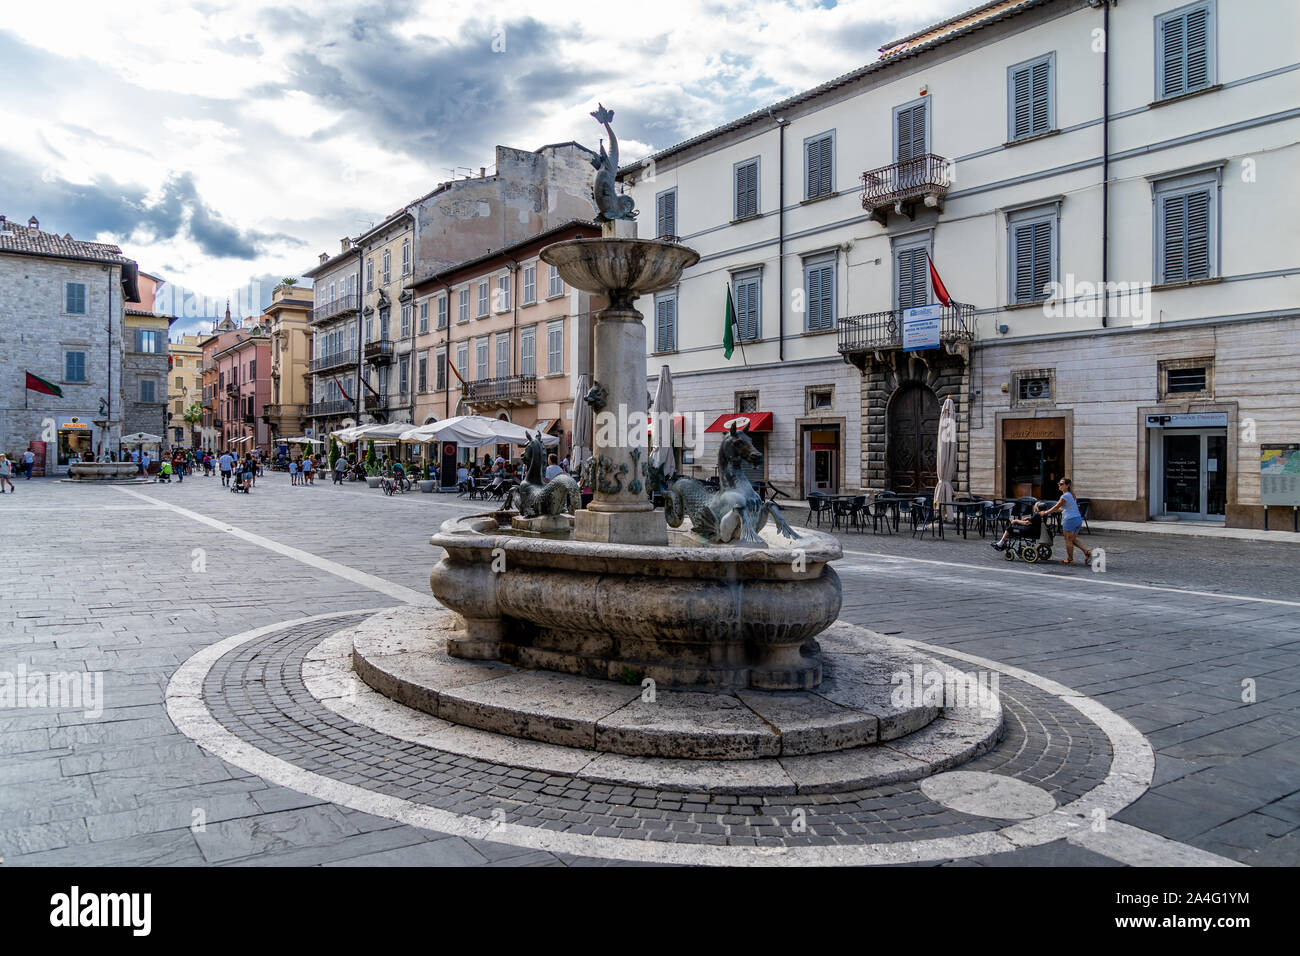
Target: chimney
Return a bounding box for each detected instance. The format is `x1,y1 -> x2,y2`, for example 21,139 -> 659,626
319,252 -> 329,264
479,167 -> 486,178
28,215 -> 39,230
340,238 -> 351,253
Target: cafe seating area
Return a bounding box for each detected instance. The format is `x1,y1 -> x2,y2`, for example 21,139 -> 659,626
799,489 -> 1093,541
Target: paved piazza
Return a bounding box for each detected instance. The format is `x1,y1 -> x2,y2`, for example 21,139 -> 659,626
2,475 -> 1298,867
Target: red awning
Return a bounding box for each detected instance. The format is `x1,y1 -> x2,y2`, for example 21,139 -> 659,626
704,411 -> 773,433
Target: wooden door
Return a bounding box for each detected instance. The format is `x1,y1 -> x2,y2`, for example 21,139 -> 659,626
888,383 -> 939,492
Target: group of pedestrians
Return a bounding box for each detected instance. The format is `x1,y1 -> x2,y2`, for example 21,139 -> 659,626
288,456 -> 317,486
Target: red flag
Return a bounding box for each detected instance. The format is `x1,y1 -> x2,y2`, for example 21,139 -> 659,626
928,254 -> 952,308
26,371 -> 63,397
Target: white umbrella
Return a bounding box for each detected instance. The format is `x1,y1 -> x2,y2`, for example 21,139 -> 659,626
121,432 -> 162,445
649,364 -> 675,474
933,396 -> 957,518
571,372 -> 592,470
284,436 -> 323,446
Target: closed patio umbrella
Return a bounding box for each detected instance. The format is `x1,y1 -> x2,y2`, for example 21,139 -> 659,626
650,364 -> 675,475
571,372 -> 592,472
933,396 -> 957,517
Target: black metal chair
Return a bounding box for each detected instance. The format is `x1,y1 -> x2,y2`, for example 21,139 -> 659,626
832,494 -> 868,532
1077,498 -> 1093,533
868,495 -> 895,534
911,498 -> 944,540
806,492 -> 832,527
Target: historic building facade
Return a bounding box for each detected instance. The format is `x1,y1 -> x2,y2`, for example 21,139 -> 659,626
621,0 -> 1299,526
0,214 -> 138,472
263,282 -> 315,445
123,271 -> 176,448
167,333 -> 204,449
302,242 -> 362,439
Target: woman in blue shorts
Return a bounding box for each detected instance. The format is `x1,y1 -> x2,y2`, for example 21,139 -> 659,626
1040,477 -> 1092,565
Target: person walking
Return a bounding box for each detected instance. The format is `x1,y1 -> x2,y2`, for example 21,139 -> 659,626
0,454 -> 14,493
218,450 -> 233,487
173,451 -> 184,483
1040,477 -> 1092,566
289,458 -> 299,486
304,455 -> 314,485
22,448 -> 35,479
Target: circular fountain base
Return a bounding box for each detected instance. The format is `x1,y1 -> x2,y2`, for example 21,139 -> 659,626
348,605 -> 1003,792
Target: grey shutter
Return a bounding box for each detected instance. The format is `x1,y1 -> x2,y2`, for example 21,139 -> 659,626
734,278 -> 759,340
1185,190 -> 1210,279
1185,7 -> 1209,91
897,248 -> 928,309
655,298 -> 675,352
897,103 -> 926,163
806,137 -> 832,198
1162,194 -> 1187,282
1013,223 -> 1052,303
735,161 -> 757,218
1012,65 -> 1032,139
656,191 -> 676,237
1162,13 -> 1185,97
806,264 -> 833,330
1031,59 -> 1050,134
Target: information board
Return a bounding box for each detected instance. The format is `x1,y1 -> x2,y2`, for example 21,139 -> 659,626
1261,444 -> 1300,506
902,305 -> 942,352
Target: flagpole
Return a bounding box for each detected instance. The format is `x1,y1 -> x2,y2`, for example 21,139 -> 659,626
735,322 -> 749,367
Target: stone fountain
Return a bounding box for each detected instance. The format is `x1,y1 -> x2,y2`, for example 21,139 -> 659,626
347,106 -> 1002,791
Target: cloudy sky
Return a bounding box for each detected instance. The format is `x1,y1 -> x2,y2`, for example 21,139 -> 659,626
2,0 -> 970,336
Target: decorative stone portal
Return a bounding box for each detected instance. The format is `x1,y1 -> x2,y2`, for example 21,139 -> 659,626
861,350 -> 970,494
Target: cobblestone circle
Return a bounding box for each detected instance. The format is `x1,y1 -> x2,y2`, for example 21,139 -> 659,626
201,614 -> 1114,848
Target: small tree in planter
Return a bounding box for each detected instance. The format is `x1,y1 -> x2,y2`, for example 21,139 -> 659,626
329,437 -> 340,471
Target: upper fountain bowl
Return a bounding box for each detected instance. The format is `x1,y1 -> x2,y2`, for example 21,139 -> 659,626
541,238 -> 699,307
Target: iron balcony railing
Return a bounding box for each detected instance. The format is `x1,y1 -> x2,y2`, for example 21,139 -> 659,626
363,390 -> 389,411
364,338 -> 394,364
861,153 -> 953,213
309,294 -> 360,323
837,303 -> 977,354
310,348 -> 358,373
307,399 -> 352,417
463,374 -> 537,406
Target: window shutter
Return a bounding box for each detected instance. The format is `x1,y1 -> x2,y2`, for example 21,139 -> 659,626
1031,221 -> 1052,298
1185,189 -> 1210,280
656,192 -> 676,237
896,248 -> 927,309
806,264 -> 833,330
1014,225 -> 1035,302
655,298 -> 675,352
817,138 -> 832,196
1163,194 -> 1187,283
1031,59 -> 1050,134
735,161 -> 758,218
1162,14 -> 1186,97
897,104 -> 926,163
1185,7 -> 1209,91
1012,66 -> 1032,139
805,140 -> 819,197
805,138 -> 831,198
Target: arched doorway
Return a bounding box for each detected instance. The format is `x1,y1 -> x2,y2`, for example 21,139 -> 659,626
887,382 -> 939,493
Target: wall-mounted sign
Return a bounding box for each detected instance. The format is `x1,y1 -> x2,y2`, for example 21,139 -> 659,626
902,304 -> 942,352
1002,417 -> 1065,441
1261,444 -> 1300,507
1145,413 -> 1229,429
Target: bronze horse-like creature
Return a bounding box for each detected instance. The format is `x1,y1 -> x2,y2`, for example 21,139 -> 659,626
507,431 -> 580,518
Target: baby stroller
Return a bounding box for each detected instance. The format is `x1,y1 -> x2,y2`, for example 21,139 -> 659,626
230,470 -> 252,493
1002,507 -> 1053,563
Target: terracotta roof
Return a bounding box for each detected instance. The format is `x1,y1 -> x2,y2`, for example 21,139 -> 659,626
0,217 -> 134,265
617,0 -> 1056,173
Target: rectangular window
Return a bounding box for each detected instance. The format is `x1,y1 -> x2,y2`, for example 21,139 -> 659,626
803,254 -> 836,331
1013,370 -> 1056,407
1155,173 -> 1217,284
1157,2 -> 1214,100
496,332 -> 510,378
734,158 -> 759,219
400,304 -> 411,337
175,357 -> 184,368
894,243 -> 930,311
1159,357 -> 1214,400
547,264 -> 564,298
140,379 -> 156,403
418,301 -> 429,334
456,342 -> 468,382
416,353 -> 427,391
176,375 -> 184,389
437,296 -> 448,329
546,321 -> 563,375
475,337 -> 489,380
497,274 -> 511,312
458,288 -> 469,322
1006,204 -> 1059,304
654,293 -> 677,353
382,249 -> 391,285
401,239 -> 411,276
894,100 -> 928,164
520,327 -> 536,376
435,349 -> 447,391
804,132 -> 834,199
1008,54 -> 1054,141
656,188 -> 677,238
134,329 -> 162,353
65,283 -> 87,314
731,270 -> 761,341
1168,366 -> 1207,392
366,259 -> 374,292
65,351 -> 86,382
523,265 -> 536,304
399,354 -> 410,394
477,281 -> 489,317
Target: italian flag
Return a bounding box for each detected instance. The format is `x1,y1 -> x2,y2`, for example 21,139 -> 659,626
722,286 -> 735,360
26,371 -> 62,397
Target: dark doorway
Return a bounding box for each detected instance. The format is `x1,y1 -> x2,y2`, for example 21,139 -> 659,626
887,383 -> 939,493
1004,439 -> 1064,499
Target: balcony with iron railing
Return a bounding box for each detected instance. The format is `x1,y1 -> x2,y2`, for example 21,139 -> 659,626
310,348 -> 358,373
309,293 -> 360,324
860,153 -> 953,225
363,338 -> 394,364
837,303 -> 977,369
307,399 -> 353,418
462,374 -> 538,408
363,390 -> 389,411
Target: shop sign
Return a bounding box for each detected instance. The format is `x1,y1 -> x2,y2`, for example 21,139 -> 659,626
1002,417 -> 1065,441
1145,413 -> 1229,428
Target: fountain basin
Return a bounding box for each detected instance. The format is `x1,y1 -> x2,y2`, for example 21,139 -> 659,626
65,461 -> 142,481
429,514 -> 841,691
540,238 -> 699,306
